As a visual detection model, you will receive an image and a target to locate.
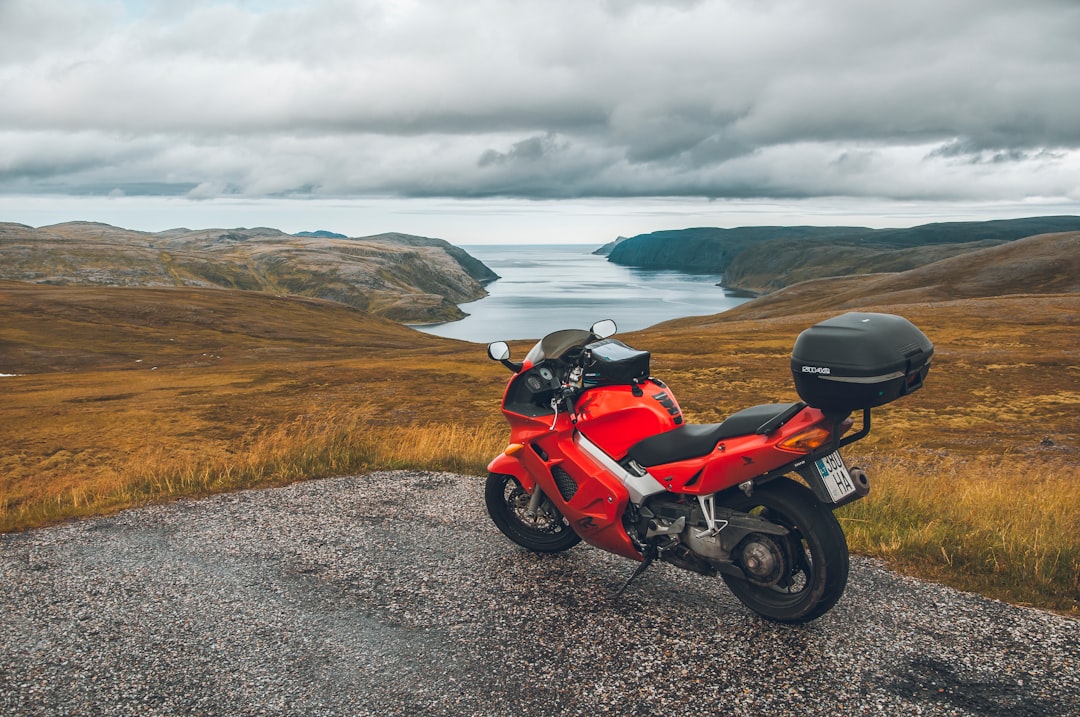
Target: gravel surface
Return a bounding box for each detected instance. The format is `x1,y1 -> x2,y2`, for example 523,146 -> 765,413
1,470 -> 1077,717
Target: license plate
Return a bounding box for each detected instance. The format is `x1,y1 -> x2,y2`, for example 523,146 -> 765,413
814,451 -> 856,502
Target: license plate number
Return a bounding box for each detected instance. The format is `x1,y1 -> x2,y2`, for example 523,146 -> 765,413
815,452 -> 855,502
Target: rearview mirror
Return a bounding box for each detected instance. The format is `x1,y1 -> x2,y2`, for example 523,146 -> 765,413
487,341 -> 511,362
590,319 -> 617,339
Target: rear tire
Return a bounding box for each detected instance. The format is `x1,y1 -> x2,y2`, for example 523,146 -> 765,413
485,473 -> 581,553
719,477 -> 849,623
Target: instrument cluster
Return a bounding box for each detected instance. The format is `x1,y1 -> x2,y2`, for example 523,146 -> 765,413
524,365 -> 558,393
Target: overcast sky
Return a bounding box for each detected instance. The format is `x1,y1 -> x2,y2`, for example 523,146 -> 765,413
1,0 -> 1079,242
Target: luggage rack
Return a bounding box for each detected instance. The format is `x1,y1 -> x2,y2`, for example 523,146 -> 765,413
834,407 -> 871,451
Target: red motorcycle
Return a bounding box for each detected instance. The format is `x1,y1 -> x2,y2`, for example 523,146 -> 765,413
485,313 -> 932,622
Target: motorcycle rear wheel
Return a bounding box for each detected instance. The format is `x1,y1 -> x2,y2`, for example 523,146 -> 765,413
719,477 -> 849,623
485,473 -> 582,553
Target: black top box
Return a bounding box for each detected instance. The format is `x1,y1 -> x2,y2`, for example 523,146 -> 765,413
791,312 -> 933,414
583,338 -> 650,386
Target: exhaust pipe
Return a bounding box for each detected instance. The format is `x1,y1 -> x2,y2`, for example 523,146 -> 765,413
849,467 -> 871,498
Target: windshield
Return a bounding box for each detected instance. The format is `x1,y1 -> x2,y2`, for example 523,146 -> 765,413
523,328 -> 594,365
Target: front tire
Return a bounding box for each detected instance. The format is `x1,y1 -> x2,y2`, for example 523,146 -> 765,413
719,477 -> 849,623
485,473 -> 581,553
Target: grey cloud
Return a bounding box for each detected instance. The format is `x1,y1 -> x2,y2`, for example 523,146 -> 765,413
478,134 -> 562,167
927,141 -> 1034,164
0,0 -> 1078,204
829,150 -> 880,175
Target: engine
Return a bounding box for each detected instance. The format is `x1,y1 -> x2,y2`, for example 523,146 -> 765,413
627,496 -> 719,576
629,493 -> 794,587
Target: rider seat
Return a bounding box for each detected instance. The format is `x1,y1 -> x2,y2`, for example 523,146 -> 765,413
625,402 -> 806,467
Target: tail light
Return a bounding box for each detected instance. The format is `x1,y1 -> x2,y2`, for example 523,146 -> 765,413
778,417 -> 853,454
778,426 -> 832,453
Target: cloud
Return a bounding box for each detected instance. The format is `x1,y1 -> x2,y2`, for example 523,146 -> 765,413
478,134 -> 562,167
0,0 -> 1078,205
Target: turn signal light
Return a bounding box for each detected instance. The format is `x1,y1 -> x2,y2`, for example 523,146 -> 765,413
778,426 -> 832,453
503,443 -> 525,456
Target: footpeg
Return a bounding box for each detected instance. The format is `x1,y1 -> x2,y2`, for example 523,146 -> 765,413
645,515 -> 685,539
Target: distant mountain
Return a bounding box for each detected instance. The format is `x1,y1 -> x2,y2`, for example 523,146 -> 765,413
592,236 -> 629,256
607,226 -> 871,273
294,230 -> 347,238
0,222 -> 499,324
607,216 -> 1080,294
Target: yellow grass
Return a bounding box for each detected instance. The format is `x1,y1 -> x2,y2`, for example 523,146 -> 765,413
838,451 -> 1080,614
0,363 -> 508,532
0,407 -> 505,531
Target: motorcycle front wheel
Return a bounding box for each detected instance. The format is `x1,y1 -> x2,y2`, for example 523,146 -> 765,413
719,477 -> 849,623
485,473 -> 582,553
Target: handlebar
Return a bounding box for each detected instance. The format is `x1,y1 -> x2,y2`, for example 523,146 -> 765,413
557,385 -> 578,418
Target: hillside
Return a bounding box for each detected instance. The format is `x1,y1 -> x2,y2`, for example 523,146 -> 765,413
606,216 -> 1080,294
0,222 -> 498,323
687,230 -> 1080,322
0,280 -> 455,374
721,238 -> 1004,294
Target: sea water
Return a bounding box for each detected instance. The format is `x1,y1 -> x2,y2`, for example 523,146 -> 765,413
414,244 -> 749,343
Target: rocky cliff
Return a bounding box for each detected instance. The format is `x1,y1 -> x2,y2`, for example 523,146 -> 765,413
0,222 -> 498,323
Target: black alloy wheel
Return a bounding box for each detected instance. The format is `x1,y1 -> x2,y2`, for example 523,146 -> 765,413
485,473 -> 582,553
718,476 -> 849,623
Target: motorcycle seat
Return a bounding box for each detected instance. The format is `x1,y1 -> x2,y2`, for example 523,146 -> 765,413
626,402 -> 806,467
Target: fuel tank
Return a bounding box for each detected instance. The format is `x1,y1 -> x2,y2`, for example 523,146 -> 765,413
573,379 -> 683,460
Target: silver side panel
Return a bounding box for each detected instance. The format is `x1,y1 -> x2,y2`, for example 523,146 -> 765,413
574,433 -> 667,505
820,371 -> 904,384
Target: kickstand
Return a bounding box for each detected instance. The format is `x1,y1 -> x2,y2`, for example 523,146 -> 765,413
614,543 -> 658,597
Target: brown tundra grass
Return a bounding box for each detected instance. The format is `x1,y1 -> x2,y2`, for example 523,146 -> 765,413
1,284 -> 1077,615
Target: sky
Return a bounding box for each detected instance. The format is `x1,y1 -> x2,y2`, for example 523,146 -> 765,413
1,0 -> 1079,244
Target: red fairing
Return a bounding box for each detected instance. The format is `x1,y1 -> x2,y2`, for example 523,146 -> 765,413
490,405 -> 641,561
574,380 -> 683,460
519,429 -> 641,560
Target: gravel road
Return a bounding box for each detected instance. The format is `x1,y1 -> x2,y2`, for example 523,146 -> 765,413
2,470 -> 1077,717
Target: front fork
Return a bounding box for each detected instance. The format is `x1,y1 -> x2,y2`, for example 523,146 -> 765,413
525,484 -> 545,518
489,443 -> 553,521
